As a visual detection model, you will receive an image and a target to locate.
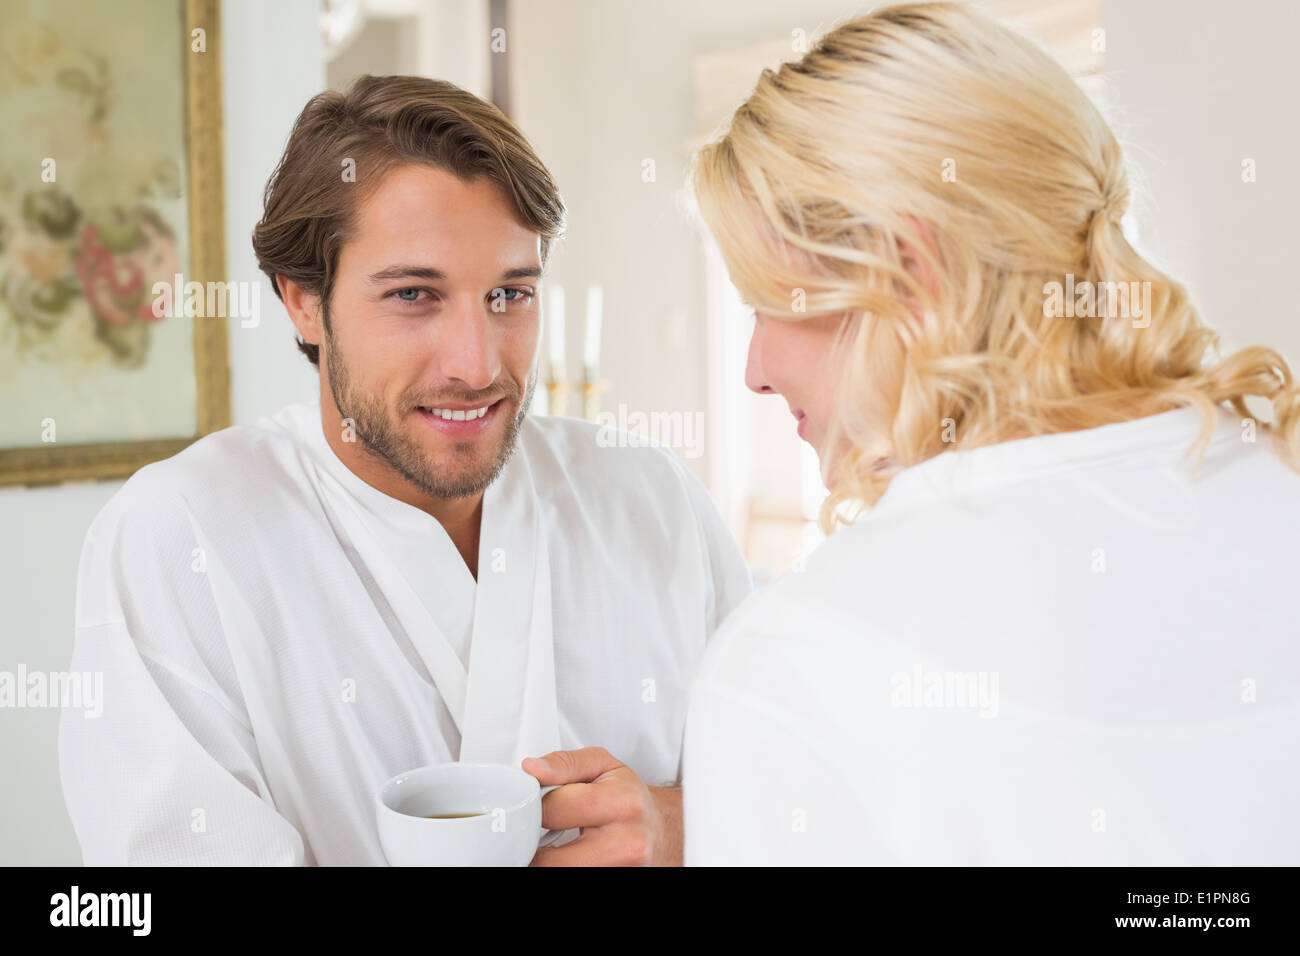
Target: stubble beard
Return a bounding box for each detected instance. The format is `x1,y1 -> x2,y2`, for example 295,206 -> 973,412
322,309 -> 534,500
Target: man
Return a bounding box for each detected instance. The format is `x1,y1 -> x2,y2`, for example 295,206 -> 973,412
58,75 -> 750,865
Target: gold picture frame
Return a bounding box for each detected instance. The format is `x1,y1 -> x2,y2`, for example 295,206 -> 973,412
0,0 -> 230,487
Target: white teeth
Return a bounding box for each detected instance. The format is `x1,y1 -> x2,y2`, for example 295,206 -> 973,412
425,405 -> 490,420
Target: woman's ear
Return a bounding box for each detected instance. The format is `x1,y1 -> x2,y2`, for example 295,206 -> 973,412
278,276 -> 324,352
896,215 -> 941,315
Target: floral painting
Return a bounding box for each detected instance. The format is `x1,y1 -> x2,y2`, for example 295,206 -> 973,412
0,0 -> 228,485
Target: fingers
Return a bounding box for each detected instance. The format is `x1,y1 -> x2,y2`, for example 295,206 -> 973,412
519,749 -> 653,865
538,778 -> 642,831
519,756 -> 555,785
530,826 -> 650,867
531,839 -> 602,867
521,746 -> 624,786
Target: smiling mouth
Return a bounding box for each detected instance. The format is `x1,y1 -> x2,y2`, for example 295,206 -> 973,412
413,398 -> 507,436
417,403 -> 494,421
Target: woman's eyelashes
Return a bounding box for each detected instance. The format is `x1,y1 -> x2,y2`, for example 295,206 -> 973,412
385,286 -> 535,308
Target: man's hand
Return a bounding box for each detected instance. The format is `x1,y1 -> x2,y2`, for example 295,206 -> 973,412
521,747 -> 683,866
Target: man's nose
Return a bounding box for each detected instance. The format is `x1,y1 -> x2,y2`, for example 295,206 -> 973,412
437,298 -> 499,390
744,322 -> 774,395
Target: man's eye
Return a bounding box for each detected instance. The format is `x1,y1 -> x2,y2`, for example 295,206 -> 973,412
491,287 -> 532,304
389,287 -> 430,303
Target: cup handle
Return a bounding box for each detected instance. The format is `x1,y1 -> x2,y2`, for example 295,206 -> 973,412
537,785 -> 568,847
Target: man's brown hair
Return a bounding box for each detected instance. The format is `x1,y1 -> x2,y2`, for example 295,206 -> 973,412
253,74 -> 566,366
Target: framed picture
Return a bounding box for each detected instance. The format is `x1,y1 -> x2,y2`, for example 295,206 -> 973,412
0,0 -> 229,487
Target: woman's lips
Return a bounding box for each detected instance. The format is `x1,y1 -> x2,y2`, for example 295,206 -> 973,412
794,410 -> 808,439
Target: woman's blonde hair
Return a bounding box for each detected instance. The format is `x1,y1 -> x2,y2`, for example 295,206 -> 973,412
692,1 -> 1300,532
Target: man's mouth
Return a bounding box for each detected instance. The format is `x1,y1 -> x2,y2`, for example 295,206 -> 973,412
418,403 -> 493,421
415,398 -> 504,434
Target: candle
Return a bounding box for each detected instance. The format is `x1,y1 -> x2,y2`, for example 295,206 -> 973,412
547,285 -> 565,379
583,284 -> 603,381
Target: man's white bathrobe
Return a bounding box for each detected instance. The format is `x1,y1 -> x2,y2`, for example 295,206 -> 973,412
59,401 -> 751,865
684,405 -> 1300,865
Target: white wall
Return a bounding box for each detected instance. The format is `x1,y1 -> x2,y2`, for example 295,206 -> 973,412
0,0 -> 323,865
1101,0 -> 1300,368
326,0 -> 491,98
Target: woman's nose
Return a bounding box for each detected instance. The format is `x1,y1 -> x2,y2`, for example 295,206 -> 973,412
744,321 -> 774,394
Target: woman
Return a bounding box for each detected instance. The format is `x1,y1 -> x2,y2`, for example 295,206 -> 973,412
683,2 -> 1300,864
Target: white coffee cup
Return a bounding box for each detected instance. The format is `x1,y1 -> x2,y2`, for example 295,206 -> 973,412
377,762 -> 547,867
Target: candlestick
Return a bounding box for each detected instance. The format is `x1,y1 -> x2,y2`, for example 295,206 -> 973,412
580,378 -> 607,422
545,378 -> 571,417
583,284 -> 603,381
547,285 -> 566,381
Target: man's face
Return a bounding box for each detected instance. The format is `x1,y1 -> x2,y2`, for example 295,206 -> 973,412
322,164 -> 542,499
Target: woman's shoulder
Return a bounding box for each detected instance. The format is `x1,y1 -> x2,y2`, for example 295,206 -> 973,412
697,532 -> 888,689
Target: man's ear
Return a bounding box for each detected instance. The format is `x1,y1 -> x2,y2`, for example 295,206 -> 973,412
278,275 -> 324,352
